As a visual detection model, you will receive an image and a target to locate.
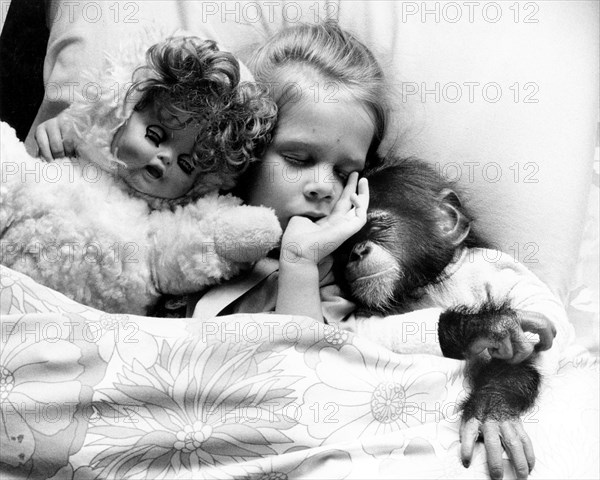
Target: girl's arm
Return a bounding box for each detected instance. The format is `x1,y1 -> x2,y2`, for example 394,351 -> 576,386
276,173 -> 369,321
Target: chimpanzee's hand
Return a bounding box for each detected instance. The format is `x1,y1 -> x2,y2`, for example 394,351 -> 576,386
458,358 -> 541,480
438,303 -> 556,364
460,417 -> 534,480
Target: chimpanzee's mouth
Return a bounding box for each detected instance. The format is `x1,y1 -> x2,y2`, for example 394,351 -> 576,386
346,266 -> 397,283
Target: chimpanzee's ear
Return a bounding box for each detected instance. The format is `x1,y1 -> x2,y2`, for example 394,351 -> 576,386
436,189 -> 471,246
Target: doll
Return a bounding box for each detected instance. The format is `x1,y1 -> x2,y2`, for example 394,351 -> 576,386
0,34 -> 281,315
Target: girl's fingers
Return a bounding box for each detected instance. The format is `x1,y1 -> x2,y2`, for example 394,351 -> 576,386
349,178 -> 369,218
357,177 -> 369,210
357,176 -> 369,196
350,191 -> 368,219
332,172 -> 359,213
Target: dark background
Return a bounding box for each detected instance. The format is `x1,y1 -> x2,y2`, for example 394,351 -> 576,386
0,0 -> 49,140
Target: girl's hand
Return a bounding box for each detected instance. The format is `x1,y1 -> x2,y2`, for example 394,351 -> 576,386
34,115 -> 75,161
281,172 -> 369,265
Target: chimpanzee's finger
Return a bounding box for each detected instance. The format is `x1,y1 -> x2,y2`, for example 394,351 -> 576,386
498,421 -> 530,480
481,420 -> 505,480
514,420 -> 535,473
520,311 -> 556,351
489,335 -> 514,360
509,330 -> 535,364
459,417 -> 481,468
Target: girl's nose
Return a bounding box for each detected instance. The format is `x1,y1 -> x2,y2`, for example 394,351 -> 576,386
303,166 -> 336,201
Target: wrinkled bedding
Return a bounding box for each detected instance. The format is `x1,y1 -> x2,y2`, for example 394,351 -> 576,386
1,266 -> 598,479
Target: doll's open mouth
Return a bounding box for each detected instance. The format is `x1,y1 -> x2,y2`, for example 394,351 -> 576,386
145,165 -> 163,179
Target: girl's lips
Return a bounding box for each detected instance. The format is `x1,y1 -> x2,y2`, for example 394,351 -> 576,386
301,213 -> 326,222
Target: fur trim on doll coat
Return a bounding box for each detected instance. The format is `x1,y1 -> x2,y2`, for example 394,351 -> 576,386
0,31 -> 281,315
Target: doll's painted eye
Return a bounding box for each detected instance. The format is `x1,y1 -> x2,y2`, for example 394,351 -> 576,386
145,125 -> 165,147
177,155 -> 195,176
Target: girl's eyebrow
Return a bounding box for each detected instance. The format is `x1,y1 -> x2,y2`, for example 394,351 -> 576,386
274,138 -> 311,150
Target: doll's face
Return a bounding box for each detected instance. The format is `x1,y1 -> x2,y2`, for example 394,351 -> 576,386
111,105 -> 201,199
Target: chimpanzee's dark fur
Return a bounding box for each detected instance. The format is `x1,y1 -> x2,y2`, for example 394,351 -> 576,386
336,157 -> 485,315
438,301 -> 519,360
336,156 -> 542,427
462,357 -> 541,422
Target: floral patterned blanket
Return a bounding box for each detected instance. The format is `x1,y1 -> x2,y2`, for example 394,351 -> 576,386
1,265 -> 598,480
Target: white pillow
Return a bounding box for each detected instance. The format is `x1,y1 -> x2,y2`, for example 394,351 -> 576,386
28,0 -> 599,303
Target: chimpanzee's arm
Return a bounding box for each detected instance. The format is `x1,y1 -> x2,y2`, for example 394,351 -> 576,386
461,357 -> 541,423
438,302 -> 542,419
459,358 -> 541,480
439,303 -> 543,479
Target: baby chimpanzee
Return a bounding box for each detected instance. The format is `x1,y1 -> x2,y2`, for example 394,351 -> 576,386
336,157 -> 570,471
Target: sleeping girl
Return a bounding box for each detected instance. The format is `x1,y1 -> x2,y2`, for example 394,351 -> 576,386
0,34 -> 281,315
185,21 -> 565,480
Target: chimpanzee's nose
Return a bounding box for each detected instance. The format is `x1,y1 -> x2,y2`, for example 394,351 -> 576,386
350,242 -> 371,262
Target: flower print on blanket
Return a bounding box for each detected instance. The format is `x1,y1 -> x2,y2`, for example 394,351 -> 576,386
0,317 -> 84,472
77,336 -> 301,479
299,343 -> 449,455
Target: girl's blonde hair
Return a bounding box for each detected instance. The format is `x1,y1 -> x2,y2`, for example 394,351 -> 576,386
249,21 -> 390,170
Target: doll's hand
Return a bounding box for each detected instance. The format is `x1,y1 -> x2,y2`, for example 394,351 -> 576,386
281,172 -> 369,265
34,115 -> 75,161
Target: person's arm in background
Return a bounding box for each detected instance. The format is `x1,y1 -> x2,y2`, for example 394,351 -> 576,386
0,0 -> 48,141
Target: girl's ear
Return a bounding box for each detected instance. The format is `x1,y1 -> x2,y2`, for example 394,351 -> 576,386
436,188 -> 471,246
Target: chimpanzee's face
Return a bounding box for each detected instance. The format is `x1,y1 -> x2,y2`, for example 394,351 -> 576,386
341,209 -> 406,313
336,163 -> 462,315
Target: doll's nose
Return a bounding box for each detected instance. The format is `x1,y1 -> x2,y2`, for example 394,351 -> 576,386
158,153 -> 172,166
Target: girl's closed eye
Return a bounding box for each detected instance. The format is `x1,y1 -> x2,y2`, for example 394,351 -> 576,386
282,153 -> 310,166
177,154 -> 195,176
145,125 -> 166,147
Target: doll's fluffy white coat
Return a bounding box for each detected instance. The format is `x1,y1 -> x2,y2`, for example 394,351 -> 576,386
0,122 -> 281,315
0,31 -> 281,315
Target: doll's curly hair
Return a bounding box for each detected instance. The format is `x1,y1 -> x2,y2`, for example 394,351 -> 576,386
126,36 -> 277,193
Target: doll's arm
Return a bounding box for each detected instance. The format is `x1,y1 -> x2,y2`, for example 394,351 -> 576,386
213,203 -> 282,263
148,194 -> 281,295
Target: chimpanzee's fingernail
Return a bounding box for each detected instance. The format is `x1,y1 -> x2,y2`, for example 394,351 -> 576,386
462,460 -> 470,468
